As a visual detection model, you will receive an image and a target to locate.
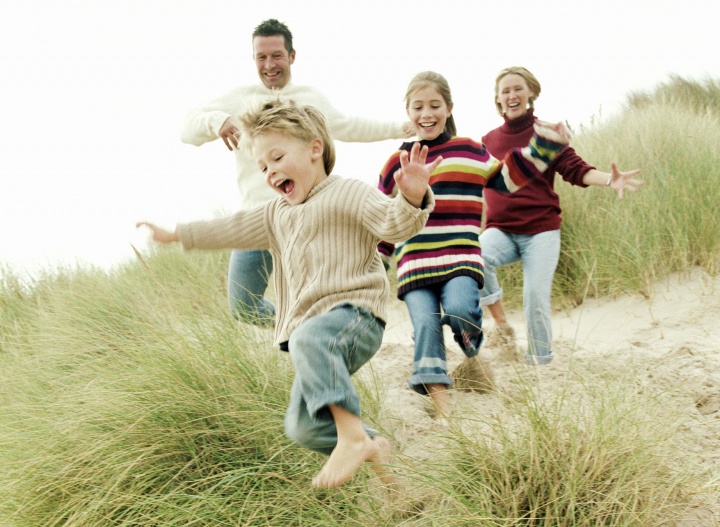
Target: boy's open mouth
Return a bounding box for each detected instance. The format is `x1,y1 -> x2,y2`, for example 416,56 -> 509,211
277,178 -> 294,194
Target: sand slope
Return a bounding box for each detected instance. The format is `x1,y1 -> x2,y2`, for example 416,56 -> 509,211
368,267 -> 720,524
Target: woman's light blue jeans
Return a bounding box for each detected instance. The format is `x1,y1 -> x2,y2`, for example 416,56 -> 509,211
228,249 -> 276,326
478,228 -> 561,365
403,276 -> 484,393
283,304 -> 383,456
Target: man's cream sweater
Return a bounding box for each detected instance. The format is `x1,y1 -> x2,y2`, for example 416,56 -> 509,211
180,83 -> 407,211
177,175 -> 434,345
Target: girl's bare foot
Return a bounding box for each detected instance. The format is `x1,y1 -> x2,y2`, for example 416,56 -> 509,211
427,383 -> 451,419
312,435 -> 394,489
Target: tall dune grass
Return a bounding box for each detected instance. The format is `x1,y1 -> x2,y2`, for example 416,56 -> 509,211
0,250 -> 384,526
412,379 -> 699,526
1,76 -> 718,525
1,255 -> 708,526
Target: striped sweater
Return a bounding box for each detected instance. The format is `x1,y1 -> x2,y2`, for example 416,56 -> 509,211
378,127 -> 566,298
177,175 -> 434,346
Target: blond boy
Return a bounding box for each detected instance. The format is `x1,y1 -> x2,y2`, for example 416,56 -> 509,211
138,100 -> 438,488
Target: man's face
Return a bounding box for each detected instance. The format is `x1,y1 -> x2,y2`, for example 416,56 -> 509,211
253,35 -> 295,89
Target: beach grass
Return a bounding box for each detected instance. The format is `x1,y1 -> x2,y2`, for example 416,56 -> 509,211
1,75 -> 719,526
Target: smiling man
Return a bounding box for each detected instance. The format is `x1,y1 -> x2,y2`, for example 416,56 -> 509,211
180,18 -> 412,325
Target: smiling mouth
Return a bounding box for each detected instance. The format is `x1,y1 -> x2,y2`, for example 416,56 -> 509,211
276,179 -> 294,194
420,122 -> 436,128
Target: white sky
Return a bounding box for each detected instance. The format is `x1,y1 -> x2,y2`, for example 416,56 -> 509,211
1,0 -> 718,276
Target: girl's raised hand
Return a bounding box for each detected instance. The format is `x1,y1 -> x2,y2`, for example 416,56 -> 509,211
394,142 -> 442,208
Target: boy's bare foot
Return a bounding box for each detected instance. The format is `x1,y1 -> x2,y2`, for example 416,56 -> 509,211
312,435 -> 394,489
367,436 -> 395,487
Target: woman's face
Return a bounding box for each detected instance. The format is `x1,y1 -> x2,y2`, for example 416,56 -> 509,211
406,85 -> 452,141
496,73 -> 535,120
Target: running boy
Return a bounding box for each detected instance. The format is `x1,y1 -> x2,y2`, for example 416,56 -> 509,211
137,99 -> 438,489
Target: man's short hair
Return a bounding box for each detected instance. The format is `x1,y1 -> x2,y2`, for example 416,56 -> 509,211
252,19 -> 293,54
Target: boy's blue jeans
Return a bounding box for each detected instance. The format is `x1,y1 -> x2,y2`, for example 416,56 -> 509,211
403,276 -> 484,393
478,228 -> 561,365
227,249 -> 276,325
284,304 -> 383,456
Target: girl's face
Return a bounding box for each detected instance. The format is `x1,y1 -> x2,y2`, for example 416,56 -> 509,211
496,73 -> 535,120
406,85 -> 452,141
255,132 -> 325,205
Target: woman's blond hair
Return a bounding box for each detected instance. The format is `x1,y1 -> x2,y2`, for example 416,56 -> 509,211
494,66 -> 542,116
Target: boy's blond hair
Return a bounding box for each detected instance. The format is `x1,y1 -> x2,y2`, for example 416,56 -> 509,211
240,99 -> 336,175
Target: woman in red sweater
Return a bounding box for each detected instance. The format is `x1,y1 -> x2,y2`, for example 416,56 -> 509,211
479,66 -> 643,365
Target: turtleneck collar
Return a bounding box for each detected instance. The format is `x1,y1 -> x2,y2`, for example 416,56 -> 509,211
402,131 -> 451,151
500,107 -> 535,135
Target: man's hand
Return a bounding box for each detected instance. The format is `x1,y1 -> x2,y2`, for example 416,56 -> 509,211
136,222 -> 179,244
219,116 -> 243,151
393,142 -> 442,208
401,121 -> 416,138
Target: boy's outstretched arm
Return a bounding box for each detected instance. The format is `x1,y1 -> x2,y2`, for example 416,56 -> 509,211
393,142 -> 442,208
136,221 -> 179,244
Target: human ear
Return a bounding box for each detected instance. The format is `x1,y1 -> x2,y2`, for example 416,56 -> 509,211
310,138 -> 323,160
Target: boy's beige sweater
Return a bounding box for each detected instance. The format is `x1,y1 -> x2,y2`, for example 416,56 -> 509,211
177,175 -> 434,345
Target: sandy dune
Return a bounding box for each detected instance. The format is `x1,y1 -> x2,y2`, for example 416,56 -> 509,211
367,267 -> 720,524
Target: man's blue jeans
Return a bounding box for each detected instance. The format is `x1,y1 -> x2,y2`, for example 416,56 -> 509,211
479,228 -> 561,365
228,249 -> 276,325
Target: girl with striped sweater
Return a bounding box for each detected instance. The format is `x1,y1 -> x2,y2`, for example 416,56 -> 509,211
377,71 -> 570,419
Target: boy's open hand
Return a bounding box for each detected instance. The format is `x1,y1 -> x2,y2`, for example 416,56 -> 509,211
136,221 -> 179,244
393,142 -> 442,208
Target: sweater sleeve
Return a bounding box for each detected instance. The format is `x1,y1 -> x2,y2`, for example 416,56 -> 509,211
486,122 -> 569,193
376,151 -> 402,256
302,87 -> 407,142
176,205 -> 271,251
362,185 -> 434,244
179,87 -> 248,146
550,146 -> 595,187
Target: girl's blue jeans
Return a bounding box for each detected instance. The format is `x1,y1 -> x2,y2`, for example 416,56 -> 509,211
478,228 -> 561,365
227,249 -> 276,325
403,276 -> 484,393
283,304 -> 383,456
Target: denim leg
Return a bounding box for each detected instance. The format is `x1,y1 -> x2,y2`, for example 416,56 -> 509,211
518,230 -> 561,364
478,228 -> 521,306
283,304 -> 383,456
404,287 -> 450,393
227,249 -> 276,325
440,276 -> 484,357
